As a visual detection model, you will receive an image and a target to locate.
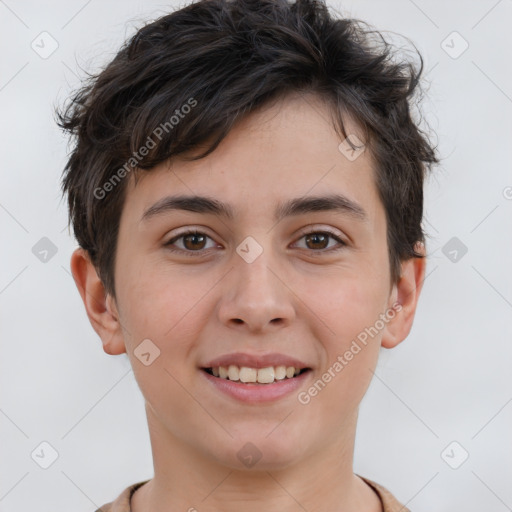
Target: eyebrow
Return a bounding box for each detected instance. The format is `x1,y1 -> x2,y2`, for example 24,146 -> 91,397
140,193 -> 368,223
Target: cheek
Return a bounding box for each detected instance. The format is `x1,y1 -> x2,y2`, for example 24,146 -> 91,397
316,273 -> 388,343
303,272 -> 387,403
118,260 -> 207,346
117,269 -> 207,415
299,280 -> 384,425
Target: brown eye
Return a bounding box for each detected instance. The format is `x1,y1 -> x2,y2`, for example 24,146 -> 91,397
182,232 -> 207,250
305,232 -> 329,250
294,230 -> 346,252
164,230 -> 217,254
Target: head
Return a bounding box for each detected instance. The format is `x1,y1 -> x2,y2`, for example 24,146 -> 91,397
60,0 -> 438,471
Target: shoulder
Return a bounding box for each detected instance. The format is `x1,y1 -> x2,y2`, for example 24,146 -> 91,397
358,475 -> 411,512
94,480 -> 150,512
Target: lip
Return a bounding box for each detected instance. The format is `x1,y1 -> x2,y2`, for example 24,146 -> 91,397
201,352 -> 311,370
200,367 -> 312,403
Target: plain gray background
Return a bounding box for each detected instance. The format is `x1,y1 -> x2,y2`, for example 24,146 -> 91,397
1,1 -> 511,511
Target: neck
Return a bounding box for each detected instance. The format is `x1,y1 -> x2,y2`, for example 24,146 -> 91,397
131,403 -> 382,512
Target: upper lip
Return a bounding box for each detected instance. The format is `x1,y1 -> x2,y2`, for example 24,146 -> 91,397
202,352 -> 311,370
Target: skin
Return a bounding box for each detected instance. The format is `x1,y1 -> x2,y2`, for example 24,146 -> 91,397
71,92 -> 426,512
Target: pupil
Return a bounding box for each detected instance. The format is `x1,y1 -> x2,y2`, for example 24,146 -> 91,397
185,233 -> 205,250
307,233 -> 327,249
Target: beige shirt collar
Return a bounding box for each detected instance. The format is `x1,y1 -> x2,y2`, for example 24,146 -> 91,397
96,476 -> 410,512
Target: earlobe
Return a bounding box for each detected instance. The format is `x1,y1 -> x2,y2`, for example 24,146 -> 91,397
381,243 -> 427,349
70,248 -> 126,355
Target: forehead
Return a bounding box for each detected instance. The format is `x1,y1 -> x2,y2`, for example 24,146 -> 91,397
123,93 -> 381,224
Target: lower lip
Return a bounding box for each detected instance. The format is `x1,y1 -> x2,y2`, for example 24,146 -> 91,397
200,369 -> 312,403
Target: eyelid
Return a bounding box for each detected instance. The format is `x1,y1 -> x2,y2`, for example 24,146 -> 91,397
164,227 -> 219,249
294,224 -> 346,241
165,226 -> 213,240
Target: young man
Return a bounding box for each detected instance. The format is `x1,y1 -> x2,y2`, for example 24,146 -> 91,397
58,0 -> 438,510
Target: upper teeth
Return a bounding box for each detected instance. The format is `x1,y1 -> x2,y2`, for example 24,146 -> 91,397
211,365 -> 302,383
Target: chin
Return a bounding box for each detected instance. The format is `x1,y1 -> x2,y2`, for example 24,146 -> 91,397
216,432 -> 305,472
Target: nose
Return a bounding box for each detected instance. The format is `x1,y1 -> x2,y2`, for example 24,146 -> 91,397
216,248 -> 296,333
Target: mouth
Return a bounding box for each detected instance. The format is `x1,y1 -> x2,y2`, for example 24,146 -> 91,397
200,364 -> 312,403
201,365 -> 312,385
199,352 -> 313,402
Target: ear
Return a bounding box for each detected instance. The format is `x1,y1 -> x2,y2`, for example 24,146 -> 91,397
70,248 -> 126,355
381,242 -> 427,349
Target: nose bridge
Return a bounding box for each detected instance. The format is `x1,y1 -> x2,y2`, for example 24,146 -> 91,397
237,248 -> 279,299
217,239 -> 295,331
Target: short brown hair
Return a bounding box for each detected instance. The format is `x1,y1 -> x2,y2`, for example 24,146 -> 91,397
58,0 -> 439,298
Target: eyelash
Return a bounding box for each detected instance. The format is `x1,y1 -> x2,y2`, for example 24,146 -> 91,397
163,228 -> 347,256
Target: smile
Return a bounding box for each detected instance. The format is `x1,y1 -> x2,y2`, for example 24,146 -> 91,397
200,366 -> 312,403
203,365 -> 310,384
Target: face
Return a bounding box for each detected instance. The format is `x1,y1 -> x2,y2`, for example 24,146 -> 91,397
100,93 -> 409,470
